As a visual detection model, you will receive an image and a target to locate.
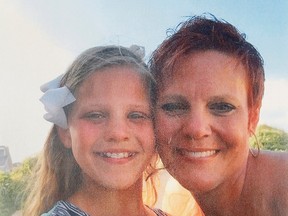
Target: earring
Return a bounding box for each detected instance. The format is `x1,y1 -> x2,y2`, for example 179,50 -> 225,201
250,130 -> 260,158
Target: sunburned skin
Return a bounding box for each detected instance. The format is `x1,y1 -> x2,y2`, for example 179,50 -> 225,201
156,50 -> 251,198
155,50 -> 288,215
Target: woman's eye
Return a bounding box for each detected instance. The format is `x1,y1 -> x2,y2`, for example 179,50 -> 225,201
160,103 -> 189,115
128,112 -> 150,120
209,102 -> 236,115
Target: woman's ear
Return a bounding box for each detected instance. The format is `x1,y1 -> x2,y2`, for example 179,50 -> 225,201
57,126 -> 72,148
248,106 -> 260,133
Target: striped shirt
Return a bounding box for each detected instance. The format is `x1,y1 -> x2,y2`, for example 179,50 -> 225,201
42,200 -> 168,216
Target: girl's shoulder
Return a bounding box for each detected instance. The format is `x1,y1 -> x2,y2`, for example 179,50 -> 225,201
41,200 -> 89,216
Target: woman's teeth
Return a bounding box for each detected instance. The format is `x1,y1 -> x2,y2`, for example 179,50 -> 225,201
185,150 -> 217,158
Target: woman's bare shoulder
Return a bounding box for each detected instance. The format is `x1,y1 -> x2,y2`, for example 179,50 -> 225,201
260,151 -> 288,212
257,151 -> 288,177
248,150 -> 288,187
245,151 -> 288,214
256,149 -> 286,158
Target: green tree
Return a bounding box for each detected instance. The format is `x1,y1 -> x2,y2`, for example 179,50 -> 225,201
0,157 -> 37,216
250,124 -> 288,151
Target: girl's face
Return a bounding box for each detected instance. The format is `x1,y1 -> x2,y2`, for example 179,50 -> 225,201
155,51 -> 259,194
59,66 -> 155,190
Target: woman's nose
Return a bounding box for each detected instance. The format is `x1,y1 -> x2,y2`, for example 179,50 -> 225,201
181,110 -> 212,140
104,118 -> 129,143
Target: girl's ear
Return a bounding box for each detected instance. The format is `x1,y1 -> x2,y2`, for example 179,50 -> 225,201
57,126 -> 72,148
248,106 -> 260,133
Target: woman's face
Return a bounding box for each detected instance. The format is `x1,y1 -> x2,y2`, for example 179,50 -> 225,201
156,51 -> 259,193
60,66 -> 155,190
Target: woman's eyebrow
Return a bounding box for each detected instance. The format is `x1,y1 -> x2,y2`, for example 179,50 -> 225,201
208,95 -> 238,103
160,94 -> 187,102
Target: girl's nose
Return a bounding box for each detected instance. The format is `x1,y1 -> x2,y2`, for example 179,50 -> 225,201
104,118 -> 130,143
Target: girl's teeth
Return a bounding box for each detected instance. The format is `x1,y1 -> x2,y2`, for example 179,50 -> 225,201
186,150 -> 217,158
101,152 -> 133,158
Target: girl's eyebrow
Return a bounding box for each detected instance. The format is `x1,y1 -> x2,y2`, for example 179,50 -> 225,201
82,103 -> 150,109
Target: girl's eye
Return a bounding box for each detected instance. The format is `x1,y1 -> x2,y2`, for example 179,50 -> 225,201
84,112 -> 106,120
209,102 -> 236,115
128,112 -> 150,120
160,102 -> 189,116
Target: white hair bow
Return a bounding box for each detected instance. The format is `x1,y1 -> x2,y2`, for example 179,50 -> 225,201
129,45 -> 145,59
40,74 -> 76,129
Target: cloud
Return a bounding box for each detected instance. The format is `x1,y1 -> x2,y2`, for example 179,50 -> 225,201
260,78 -> 288,132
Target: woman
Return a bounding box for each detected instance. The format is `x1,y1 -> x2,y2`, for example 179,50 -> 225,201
23,45 -> 167,216
150,15 -> 288,215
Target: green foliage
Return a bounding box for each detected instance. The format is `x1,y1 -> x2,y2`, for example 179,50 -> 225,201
250,124 -> 288,151
0,157 -> 37,216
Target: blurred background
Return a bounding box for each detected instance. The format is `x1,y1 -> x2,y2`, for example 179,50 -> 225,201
0,0 -> 287,163
0,1 -> 287,215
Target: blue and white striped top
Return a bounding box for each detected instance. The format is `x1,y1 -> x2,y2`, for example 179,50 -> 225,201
41,201 -> 89,216
42,200 -> 168,216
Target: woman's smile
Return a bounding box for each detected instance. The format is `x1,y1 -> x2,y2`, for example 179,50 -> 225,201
175,148 -> 219,159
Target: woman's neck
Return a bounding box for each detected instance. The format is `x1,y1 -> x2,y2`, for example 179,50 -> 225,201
194,157 -> 250,216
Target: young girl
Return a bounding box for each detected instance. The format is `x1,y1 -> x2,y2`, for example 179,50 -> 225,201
23,45 -> 167,216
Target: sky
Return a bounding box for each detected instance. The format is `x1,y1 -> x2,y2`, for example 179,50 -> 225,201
1,0 -> 287,163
